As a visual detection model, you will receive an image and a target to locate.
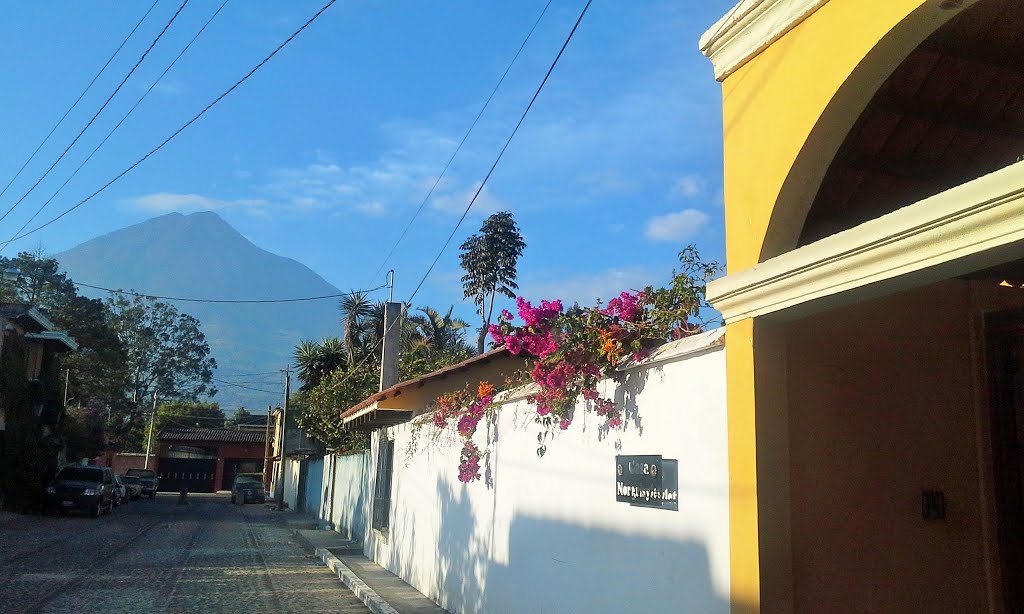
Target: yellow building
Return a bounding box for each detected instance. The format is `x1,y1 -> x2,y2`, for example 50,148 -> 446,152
701,0 -> 1024,612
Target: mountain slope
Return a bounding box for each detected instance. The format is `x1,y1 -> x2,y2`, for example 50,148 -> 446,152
56,211 -> 344,411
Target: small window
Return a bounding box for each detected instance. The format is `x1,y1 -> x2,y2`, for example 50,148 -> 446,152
371,438 -> 395,531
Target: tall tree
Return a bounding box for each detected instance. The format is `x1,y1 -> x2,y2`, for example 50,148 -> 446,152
459,211 -> 526,353
226,407 -> 253,428
106,294 -> 218,405
339,291 -> 373,364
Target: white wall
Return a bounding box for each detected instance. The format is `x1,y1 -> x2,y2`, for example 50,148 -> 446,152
364,329 -> 730,614
322,451 -> 369,537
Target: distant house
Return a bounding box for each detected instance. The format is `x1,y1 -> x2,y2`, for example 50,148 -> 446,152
155,426 -> 266,493
0,303 -> 78,510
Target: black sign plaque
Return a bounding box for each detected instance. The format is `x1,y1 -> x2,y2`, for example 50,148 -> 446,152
615,454 -> 678,511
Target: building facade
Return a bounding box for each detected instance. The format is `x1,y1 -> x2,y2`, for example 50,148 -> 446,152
701,0 -> 1024,611
0,304 -> 77,511
156,427 -> 266,493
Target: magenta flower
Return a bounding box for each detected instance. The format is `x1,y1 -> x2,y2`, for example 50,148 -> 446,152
559,417 -> 572,430
488,324 -> 505,344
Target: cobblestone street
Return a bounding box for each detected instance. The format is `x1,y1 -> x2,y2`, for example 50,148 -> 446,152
0,494 -> 370,614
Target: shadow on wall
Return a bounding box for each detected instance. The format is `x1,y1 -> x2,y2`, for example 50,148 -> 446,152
427,477 -> 738,614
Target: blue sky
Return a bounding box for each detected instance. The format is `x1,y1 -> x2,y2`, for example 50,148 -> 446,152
0,0 -> 733,330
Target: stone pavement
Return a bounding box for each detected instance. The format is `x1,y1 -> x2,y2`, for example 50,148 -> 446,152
0,493 -> 369,613
292,527 -> 448,614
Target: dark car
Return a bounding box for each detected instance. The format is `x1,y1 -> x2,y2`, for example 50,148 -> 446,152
120,475 -> 143,500
230,474 -> 266,504
43,466 -> 115,517
125,468 -> 159,498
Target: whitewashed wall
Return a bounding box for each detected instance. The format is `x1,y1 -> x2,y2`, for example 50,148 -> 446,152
364,328 -> 730,614
321,451 -> 369,537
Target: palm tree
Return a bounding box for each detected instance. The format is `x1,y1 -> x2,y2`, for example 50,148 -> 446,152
409,306 -> 473,357
292,337 -> 347,391
339,291 -> 373,364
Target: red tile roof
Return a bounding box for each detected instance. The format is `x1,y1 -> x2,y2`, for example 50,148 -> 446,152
157,427 -> 266,444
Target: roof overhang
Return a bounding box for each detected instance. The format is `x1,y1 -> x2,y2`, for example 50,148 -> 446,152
341,347 -> 518,431
24,331 -> 79,351
707,160 -> 1024,323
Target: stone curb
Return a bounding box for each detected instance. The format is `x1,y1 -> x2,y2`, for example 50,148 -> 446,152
292,529 -> 398,614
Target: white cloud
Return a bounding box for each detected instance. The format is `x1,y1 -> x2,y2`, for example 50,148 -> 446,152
644,209 -> 710,242
431,182 -> 507,216
121,192 -> 267,214
578,170 -> 635,195
356,201 -> 388,217
669,175 -> 701,199
520,266 -> 655,306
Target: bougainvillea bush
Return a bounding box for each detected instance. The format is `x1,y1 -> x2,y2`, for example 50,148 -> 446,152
429,246 -> 718,482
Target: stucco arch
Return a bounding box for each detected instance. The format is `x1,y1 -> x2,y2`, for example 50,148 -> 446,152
759,1 -> 981,261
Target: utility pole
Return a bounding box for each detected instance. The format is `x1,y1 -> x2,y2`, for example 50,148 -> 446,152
275,367 -> 291,511
144,392 -> 157,469
263,405 -> 272,492
63,369 -> 70,406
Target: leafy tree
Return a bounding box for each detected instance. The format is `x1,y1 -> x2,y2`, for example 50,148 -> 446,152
106,294 -> 218,405
63,406 -> 107,461
226,406 -> 253,428
0,250 -> 77,306
459,211 -> 526,353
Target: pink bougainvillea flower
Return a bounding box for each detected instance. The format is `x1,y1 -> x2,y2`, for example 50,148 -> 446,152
608,416 -> 623,428
504,334 -> 523,355
488,324 -> 505,344
501,309 -> 515,322
559,417 -> 572,430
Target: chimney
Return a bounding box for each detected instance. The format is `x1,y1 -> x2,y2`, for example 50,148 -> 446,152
379,302 -> 402,391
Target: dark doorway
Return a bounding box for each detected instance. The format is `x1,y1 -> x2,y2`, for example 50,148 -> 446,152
986,310 -> 1024,612
296,460 -> 308,513
157,458 -> 216,493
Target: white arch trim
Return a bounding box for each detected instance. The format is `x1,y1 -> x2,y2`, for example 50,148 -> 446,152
699,0 -> 831,81
708,161 -> 1024,322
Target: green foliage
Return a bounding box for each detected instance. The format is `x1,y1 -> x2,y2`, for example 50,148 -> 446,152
226,406 -> 253,428
293,337 -> 346,391
106,294 -> 218,404
459,211 -> 526,353
63,406 -> 107,460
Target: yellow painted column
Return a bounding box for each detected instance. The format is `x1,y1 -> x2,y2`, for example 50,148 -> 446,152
726,318 -> 792,614
726,318 -> 760,611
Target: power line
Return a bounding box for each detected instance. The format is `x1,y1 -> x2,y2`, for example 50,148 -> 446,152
2,0 -> 231,249
407,0 -> 593,304
4,0 -> 338,247
211,377 -> 280,394
0,0 -> 190,226
367,0 -> 554,287
0,1 -> 159,205
72,281 -> 387,304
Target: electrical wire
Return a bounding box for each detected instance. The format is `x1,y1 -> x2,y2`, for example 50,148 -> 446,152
2,0 -> 231,249
211,377 -> 280,394
0,0 -> 159,206
3,0 -> 338,247
367,0 -> 553,287
72,281 -> 387,304
407,0 -> 593,304
0,0 -> 190,225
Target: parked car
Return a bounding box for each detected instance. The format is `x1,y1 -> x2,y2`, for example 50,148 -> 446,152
125,468 -> 159,498
112,475 -> 126,507
230,473 -> 266,504
43,466 -> 115,517
120,475 -> 143,500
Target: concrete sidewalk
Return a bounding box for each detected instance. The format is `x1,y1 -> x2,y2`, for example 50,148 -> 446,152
291,526 -> 448,614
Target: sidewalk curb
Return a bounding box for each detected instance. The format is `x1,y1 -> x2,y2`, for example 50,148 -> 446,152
292,529 -> 398,614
